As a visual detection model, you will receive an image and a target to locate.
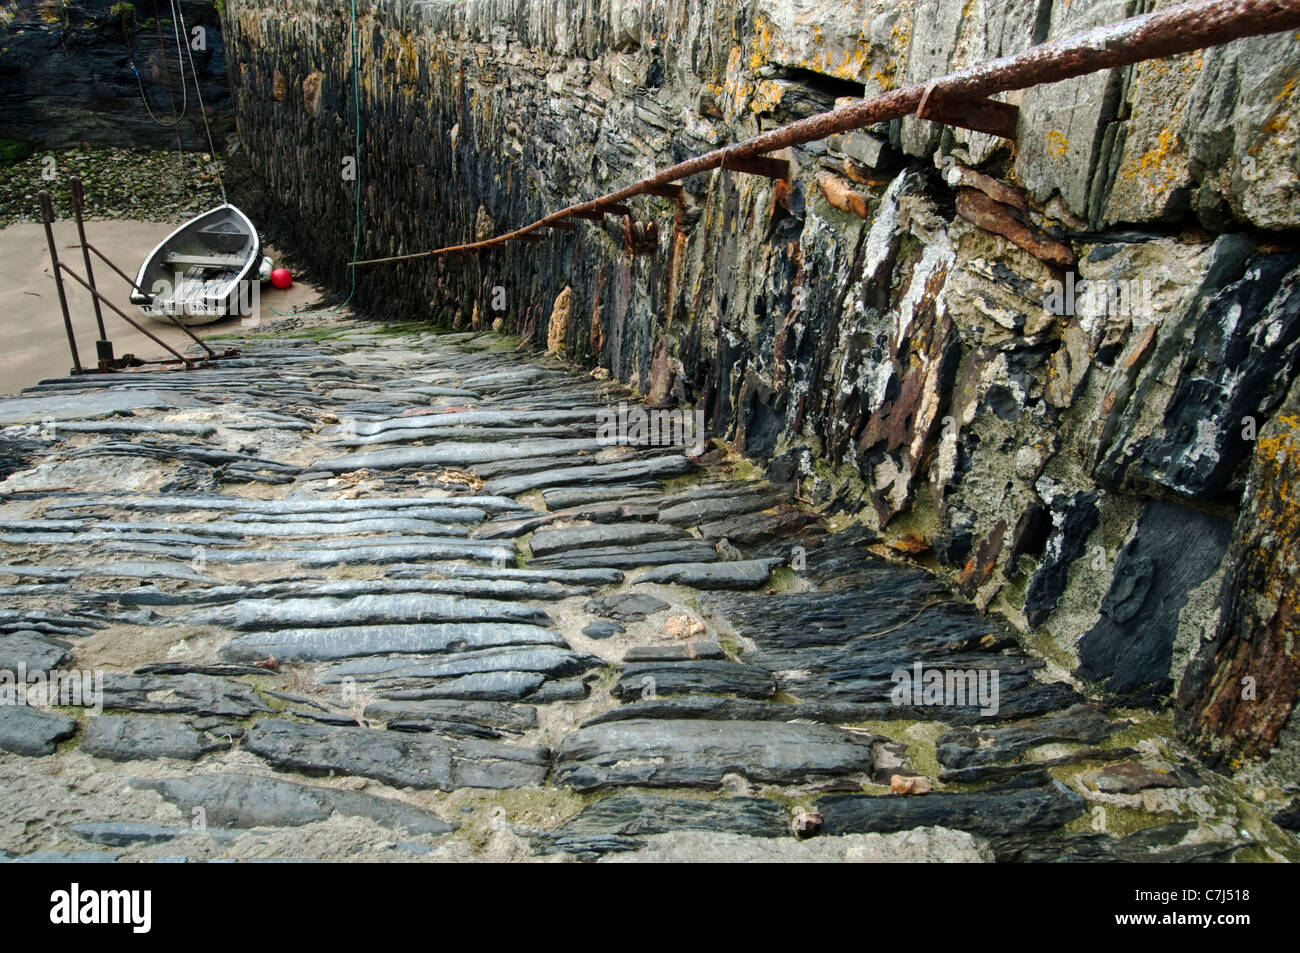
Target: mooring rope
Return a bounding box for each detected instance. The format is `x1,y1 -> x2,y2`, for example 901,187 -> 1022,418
127,0 -> 189,128
174,0 -> 226,205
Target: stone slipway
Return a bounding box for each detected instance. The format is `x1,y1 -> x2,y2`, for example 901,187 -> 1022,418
0,324 -> 1287,863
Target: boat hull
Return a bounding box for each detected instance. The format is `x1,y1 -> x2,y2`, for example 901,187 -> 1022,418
130,204 -> 262,327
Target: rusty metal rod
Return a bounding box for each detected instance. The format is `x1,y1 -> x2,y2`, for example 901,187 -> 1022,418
57,264 -> 195,368
82,242 -> 152,298
351,0 -> 1300,267
69,230 -> 222,361
76,242 -> 220,359
78,242 -> 222,359
38,191 -> 83,374
69,178 -> 109,343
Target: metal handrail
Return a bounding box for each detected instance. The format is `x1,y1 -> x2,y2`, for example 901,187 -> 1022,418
38,178 -> 240,373
350,0 -> 1300,266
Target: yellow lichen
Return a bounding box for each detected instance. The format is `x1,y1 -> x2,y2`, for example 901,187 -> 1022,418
1046,130 -> 1069,160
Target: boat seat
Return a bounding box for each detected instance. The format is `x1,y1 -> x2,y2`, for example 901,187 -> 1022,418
163,252 -> 246,268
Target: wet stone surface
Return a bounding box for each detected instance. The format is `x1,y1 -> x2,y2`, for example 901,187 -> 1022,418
0,324 -> 1286,862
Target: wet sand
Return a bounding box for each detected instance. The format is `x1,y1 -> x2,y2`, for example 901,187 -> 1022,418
0,219 -> 326,393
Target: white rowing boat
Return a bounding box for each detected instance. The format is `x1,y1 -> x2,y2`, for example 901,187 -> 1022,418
130,204 -> 263,326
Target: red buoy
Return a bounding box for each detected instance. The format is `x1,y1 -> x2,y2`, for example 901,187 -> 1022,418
270,267 -> 293,289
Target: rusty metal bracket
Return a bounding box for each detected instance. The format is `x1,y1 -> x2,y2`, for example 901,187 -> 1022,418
568,203 -> 632,220
720,151 -> 790,180
622,216 -> 659,256
643,183 -> 685,200
916,81 -> 1019,140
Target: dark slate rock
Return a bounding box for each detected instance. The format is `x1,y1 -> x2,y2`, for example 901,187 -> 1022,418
3,850 -> 122,863
582,682 -> 1083,727
245,718 -> 547,790
121,576 -> 585,607
530,540 -> 719,569
582,696 -> 829,726
1077,501 -> 1231,698
613,661 -> 775,700
446,736 -> 553,789
0,389 -> 176,425
938,746 -> 1139,784
0,630 -> 72,675
129,773 -> 455,834
220,622 -> 564,663
387,719 -> 505,740
289,709 -> 364,727
1003,502 -> 1052,580
362,699 -> 538,732
936,704 -> 1119,769
633,559 -> 780,590
69,823 -> 197,848
819,779 -> 1086,838
189,717 -> 245,739
1272,798 -> 1300,831
484,456 -> 694,496
698,505 -> 821,545
1124,250 -> 1300,499
526,678 -> 590,702
1023,491 -> 1100,628
931,530 -> 974,568
706,572 -> 1052,711
81,715 -> 224,762
530,523 -> 688,557
552,719 -> 874,791
536,792 -> 790,856
582,620 -> 626,639
0,705 -> 77,756
316,437 -> 606,474
192,593 -> 548,631
584,592 -> 670,622
420,563 -> 624,586
623,639 -> 726,662
135,662 -> 274,677
373,671 -> 547,702
319,646 -> 597,683
542,485 -> 661,509
100,673 -> 271,718
656,491 -> 781,526
994,821 -> 1242,862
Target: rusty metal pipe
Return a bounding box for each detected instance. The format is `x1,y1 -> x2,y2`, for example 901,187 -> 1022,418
68,177 -> 111,344
351,0 -> 1300,267
57,264 -> 195,368
38,191 -> 83,374
71,240 -> 220,362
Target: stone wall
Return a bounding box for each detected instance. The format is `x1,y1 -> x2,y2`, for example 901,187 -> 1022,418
219,0 -> 1300,774
0,0 -> 232,152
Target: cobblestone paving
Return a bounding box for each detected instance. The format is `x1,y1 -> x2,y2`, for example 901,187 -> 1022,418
0,324 -> 1291,862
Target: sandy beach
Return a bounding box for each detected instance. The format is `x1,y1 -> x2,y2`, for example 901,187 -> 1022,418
0,219 -> 325,393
